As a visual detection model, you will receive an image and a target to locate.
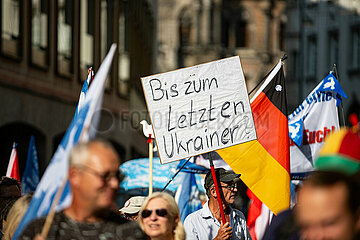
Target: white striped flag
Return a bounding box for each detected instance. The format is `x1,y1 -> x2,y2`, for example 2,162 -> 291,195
6,143 -> 20,182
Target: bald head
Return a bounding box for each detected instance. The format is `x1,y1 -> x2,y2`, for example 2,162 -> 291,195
69,140 -> 119,167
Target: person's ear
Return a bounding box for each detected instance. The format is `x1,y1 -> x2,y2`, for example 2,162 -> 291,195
210,187 -> 217,198
68,166 -> 81,187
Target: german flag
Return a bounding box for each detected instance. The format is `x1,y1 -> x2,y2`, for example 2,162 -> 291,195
217,60 -> 290,214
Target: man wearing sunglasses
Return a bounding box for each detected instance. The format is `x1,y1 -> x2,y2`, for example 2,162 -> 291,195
184,168 -> 251,240
20,140 -> 146,240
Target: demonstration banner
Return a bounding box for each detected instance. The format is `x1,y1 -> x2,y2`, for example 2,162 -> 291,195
288,73 -> 347,179
141,56 -> 257,163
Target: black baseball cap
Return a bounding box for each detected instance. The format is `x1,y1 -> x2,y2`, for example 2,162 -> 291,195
204,168 -> 241,190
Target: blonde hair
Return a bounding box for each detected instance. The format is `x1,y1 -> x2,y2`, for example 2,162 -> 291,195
138,192 -> 185,240
3,194 -> 32,240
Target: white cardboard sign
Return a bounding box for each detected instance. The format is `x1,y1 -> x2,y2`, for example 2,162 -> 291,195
141,56 -> 257,164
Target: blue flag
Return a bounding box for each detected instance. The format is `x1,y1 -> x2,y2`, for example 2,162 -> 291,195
13,45 -> 117,240
74,67 -> 94,119
176,159 -> 209,174
21,136 -> 40,194
177,173 -> 202,222
318,73 -> 347,106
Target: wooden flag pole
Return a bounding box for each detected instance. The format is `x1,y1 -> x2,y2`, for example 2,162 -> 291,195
148,136 -> 153,196
41,117 -> 90,238
41,173 -> 68,238
209,154 -> 226,224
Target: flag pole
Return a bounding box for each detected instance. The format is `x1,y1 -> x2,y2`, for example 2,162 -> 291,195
162,157 -> 192,192
332,64 -> 346,126
41,173 -> 68,238
41,67 -> 95,238
148,136 -> 153,196
41,124 -> 91,238
209,153 -> 226,224
248,55 -> 287,96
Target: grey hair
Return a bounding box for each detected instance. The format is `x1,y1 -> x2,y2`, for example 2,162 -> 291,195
69,139 -> 117,166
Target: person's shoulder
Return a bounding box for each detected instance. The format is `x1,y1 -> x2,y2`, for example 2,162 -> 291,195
101,210 -> 129,224
262,209 -> 301,240
184,208 -> 204,225
99,210 -> 146,239
18,214 -> 49,239
112,221 -> 147,240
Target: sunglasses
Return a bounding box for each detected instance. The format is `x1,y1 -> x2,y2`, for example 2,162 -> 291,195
141,209 -> 168,218
221,183 -> 238,191
79,165 -> 123,183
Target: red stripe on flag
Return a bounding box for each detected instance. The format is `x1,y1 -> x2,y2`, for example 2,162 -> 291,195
7,146 -> 21,182
247,189 -> 261,240
251,91 -> 290,172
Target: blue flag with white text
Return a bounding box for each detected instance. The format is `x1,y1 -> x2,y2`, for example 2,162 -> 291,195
13,45 -> 117,240
21,136 -> 40,195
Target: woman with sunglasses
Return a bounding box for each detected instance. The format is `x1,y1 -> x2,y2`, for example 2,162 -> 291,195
138,192 -> 185,240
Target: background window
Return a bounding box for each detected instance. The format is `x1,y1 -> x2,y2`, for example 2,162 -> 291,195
1,0 -> 21,58
351,27 -> 360,70
118,0 -> 129,97
57,0 -> 74,77
179,8 -> 192,47
235,19 -> 247,48
80,0 -> 95,81
307,36 -> 317,81
279,19 -> 286,51
328,31 -> 338,69
101,0 -> 113,90
31,0 -> 49,68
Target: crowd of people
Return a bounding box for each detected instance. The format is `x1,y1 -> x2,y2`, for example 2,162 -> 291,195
0,126 -> 359,240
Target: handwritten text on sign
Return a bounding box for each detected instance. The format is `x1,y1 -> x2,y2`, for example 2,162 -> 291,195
141,57 -> 257,164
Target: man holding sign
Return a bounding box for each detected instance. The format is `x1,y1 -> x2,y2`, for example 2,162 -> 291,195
184,168 -> 251,240
141,56 -> 255,240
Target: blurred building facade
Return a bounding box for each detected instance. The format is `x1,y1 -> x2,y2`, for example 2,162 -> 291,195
156,0 -> 287,96
0,0 -> 155,176
285,0 -> 360,117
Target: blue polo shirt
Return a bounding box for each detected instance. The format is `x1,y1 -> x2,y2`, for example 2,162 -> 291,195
184,201 -> 252,240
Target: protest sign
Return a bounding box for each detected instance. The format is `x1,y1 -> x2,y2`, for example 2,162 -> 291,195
141,56 -> 256,163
